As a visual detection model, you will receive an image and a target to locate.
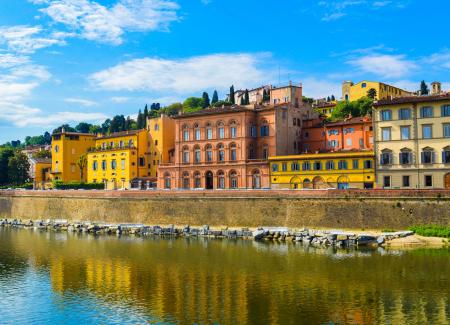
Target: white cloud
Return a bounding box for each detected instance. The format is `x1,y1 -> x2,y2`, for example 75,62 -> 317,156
33,0 -> 180,45
301,77 -> 342,99
65,98 -> 97,106
0,54 -> 30,68
90,53 -> 274,93
347,54 -> 417,78
373,1 -> 391,7
111,96 -> 130,103
0,25 -> 66,54
426,50 -> 450,69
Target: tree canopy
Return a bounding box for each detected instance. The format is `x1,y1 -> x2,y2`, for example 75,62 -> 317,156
420,80 -> 429,95
330,97 -> 373,121
211,90 -> 219,104
183,97 -> 205,113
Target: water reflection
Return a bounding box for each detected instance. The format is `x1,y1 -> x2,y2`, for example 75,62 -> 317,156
0,228 -> 449,325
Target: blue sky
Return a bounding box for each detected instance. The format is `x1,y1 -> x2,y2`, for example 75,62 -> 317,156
0,0 -> 449,143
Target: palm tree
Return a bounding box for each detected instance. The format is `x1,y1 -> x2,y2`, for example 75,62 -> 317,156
76,154 -> 87,182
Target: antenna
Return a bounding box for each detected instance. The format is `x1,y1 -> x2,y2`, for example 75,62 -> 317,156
278,65 -> 280,85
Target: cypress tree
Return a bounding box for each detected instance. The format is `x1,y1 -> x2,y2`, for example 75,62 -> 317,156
240,96 -> 245,105
244,89 -> 250,105
229,85 -> 235,104
327,96 -> 331,102
211,90 -> 219,104
331,95 -> 335,101
420,80 -> 429,95
202,92 -> 210,108
137,110 -> 143,129
263,88 -> 270,102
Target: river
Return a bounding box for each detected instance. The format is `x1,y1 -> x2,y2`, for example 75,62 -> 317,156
0,228 -> 449,325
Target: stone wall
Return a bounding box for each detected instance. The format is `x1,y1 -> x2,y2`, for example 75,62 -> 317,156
0,190 -> 449,229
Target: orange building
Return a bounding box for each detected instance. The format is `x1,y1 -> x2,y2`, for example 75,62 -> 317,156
301,116 -> 373,153
157,103 -> 313,190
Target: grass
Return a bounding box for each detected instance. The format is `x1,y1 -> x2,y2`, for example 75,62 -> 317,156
409,225 -> 450,238
382,228 -> 396,233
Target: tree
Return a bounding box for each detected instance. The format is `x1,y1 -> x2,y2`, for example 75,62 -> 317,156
33,150 -> 51,159
76,154 -> 87,182
162,103 -> 183,116
327,96 -> 331,102
202,92 -> 210,108
25,135 -> 46,146
331,95 -> 336,101
75,122 -> 93,134
367,88 -> 377,99
420,80 -> 429,95
144,104 -> 149,121
53,124 -> 76,134
183,97 -> 205,113
240,96 -> 245,105
211,90 -> 219,104
330,97 -> 373,121
109,115 -> 126,133
8,151 -> 30,185
244,89 -> 250,105
229,85 -> 235,104
43,132 -> 52,144
101,119 -> 111,134
89,125 -> 102,134
136,110 -> 144,129
302,96 -> 314,104
0,148 -> 14,185
124,116 -> 133,130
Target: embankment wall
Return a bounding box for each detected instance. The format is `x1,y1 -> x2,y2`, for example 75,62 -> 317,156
0,190 -> 449,229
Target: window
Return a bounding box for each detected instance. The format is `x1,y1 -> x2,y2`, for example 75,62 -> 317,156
352,159 -> 359,169
381,128 -> 391,141
420,106 -> 433,118
182,172 -> 190,189
155,140 -> 158,146
250,126 -> 257,137
194,172 -> 201,188
421,150 -> 434,164
195,129 -> 201,141
262,145 -> 269,159
218,122 -> 225,139
314,161 -> 322,170
444,124 -> 450,138
164,173 -> 171,189
383,176 -> 391,188
182,146 -> 189,163
128,140 -> 133,147
402,175 -> 410,187
441,105 -> 450,117
291,162 -> 300,171
400,126 -> 411,140
206,128 -> 213,140
205,145 -> 213,162
399,151 -> 412,165
338,160 -> 348,170
230,171 -> 238,189
230,126 -> 237,138
154,124 -> 159,131
119,140 -> 124,148
422,125 -> 432,139
346,138 -> 352,147
304,132 -> 309,138
248,144 -> 255,159
54,145 -> 59,153
139,157 -> 145,167
101,160 -> 107,170
328,129 -> 339,135
364,160 -> 373,169
442,148 -> 450,164
194,147 -> 201,163
328,140 -> 339,148
71,148 -> 76,154
293,118 -> 296,126
380,110 -> 392,121
282,163 -> 287,172
344,127 -> 355,134
183,130 -> 189,141
121,159 -> 126,170
260,125 -> 269,137
380,151 -> 392,165
111,159 -> 117,170
361,83 -> 367,88
424,175 -> 433,187
217,171 -> 225,189
325,161 -> 334,170
272,164 -> 279,172
398,108 -> 411,120
218,144 -> 225,162
92,161 -> 98,171
230,144 -> 237,161
302,161 -> 310,171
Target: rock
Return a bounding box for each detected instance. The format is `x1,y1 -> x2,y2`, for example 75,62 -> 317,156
357,235 -> 377,246
377,236 -> 385,245
253,229 -> 265,241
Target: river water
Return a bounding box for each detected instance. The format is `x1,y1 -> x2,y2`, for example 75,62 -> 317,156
0,228 -> 449,325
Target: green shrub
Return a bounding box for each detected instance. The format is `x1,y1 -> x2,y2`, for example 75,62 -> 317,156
0,182 -> 33,189
409,225 -> 450,238
53,181 -> 104,190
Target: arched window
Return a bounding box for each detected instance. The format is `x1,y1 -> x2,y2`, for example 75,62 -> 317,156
217,143 -> 225,162
229,171 -> 238,189
230,120 -> 237,138
217,121 -> 225,139
164,172 -> 171,189
421,147 -> 435,164
248,144 -> 255,159
217,171 -> 225,189
182,171 -> 190,189
206,122 -> 213,139
194,145 -> 201,164
380,149 -> 393,165
194,171 -> 202,188
252,169 -> 261,189
303,178 -> 312,189
182,146 -> 190,163
182,124 -> 190,141
399,148 -> 413,165
230,143 -> 237,161
194,123 -> 201,140
205,144 -> 213,162
325,160 -> 335,170
260,120 -> 269,137
262,144 -> 269,159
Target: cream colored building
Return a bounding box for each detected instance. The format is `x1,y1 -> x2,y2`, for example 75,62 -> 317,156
373,94 -> 450,189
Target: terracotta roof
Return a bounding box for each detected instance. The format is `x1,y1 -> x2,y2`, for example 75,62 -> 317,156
316,102 -> 336,108
373,93 -> 450,106
325,116 -> 372,127
96,129 -> 144,140
52,132 -> 95,137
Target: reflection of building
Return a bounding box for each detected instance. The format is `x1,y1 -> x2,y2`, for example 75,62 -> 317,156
51,131 -> 96,182
147,115 -> 176,178
87,129 -> 150,189
342,80 -> 413,101
158,103 -> 314,189
301,116 -> 373,153
373,94 -> 450,189
269,151 -> 375,189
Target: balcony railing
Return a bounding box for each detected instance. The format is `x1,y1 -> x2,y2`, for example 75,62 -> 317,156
88,145 -> 137,153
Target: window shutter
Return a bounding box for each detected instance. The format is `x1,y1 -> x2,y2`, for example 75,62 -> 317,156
398,153 -> 402,164
389,153 -> 393,164
432,152 -> 436,163
409,152 -> 413,164
443,151 -> 446,163
421,152 -> 424,164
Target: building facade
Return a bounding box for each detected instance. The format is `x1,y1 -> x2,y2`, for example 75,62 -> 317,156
157,103 -> 313,190
373,94 -> 450,189
301,116 -> 373,153
342,80 -> 413,102
147,115 -> 176,178
269,151 -> 375,190
51,131 -> 96,182
87,129 -> 150,189
270,83 -> 303,108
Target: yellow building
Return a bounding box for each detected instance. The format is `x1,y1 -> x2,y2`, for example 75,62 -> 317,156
147,114 -> 176,177
269,151 -> 375,189
51,131 -> 96,182
373,93 -> 450,189
28,158 -> 52,189
314,102 -> 336,117
342,80 -> 413,102
86,129 -> 150,189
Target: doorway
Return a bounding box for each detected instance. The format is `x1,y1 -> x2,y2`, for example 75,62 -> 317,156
205,171 -> 214,189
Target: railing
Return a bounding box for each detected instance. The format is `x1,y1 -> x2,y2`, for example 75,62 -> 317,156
88,145 -> 137,153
